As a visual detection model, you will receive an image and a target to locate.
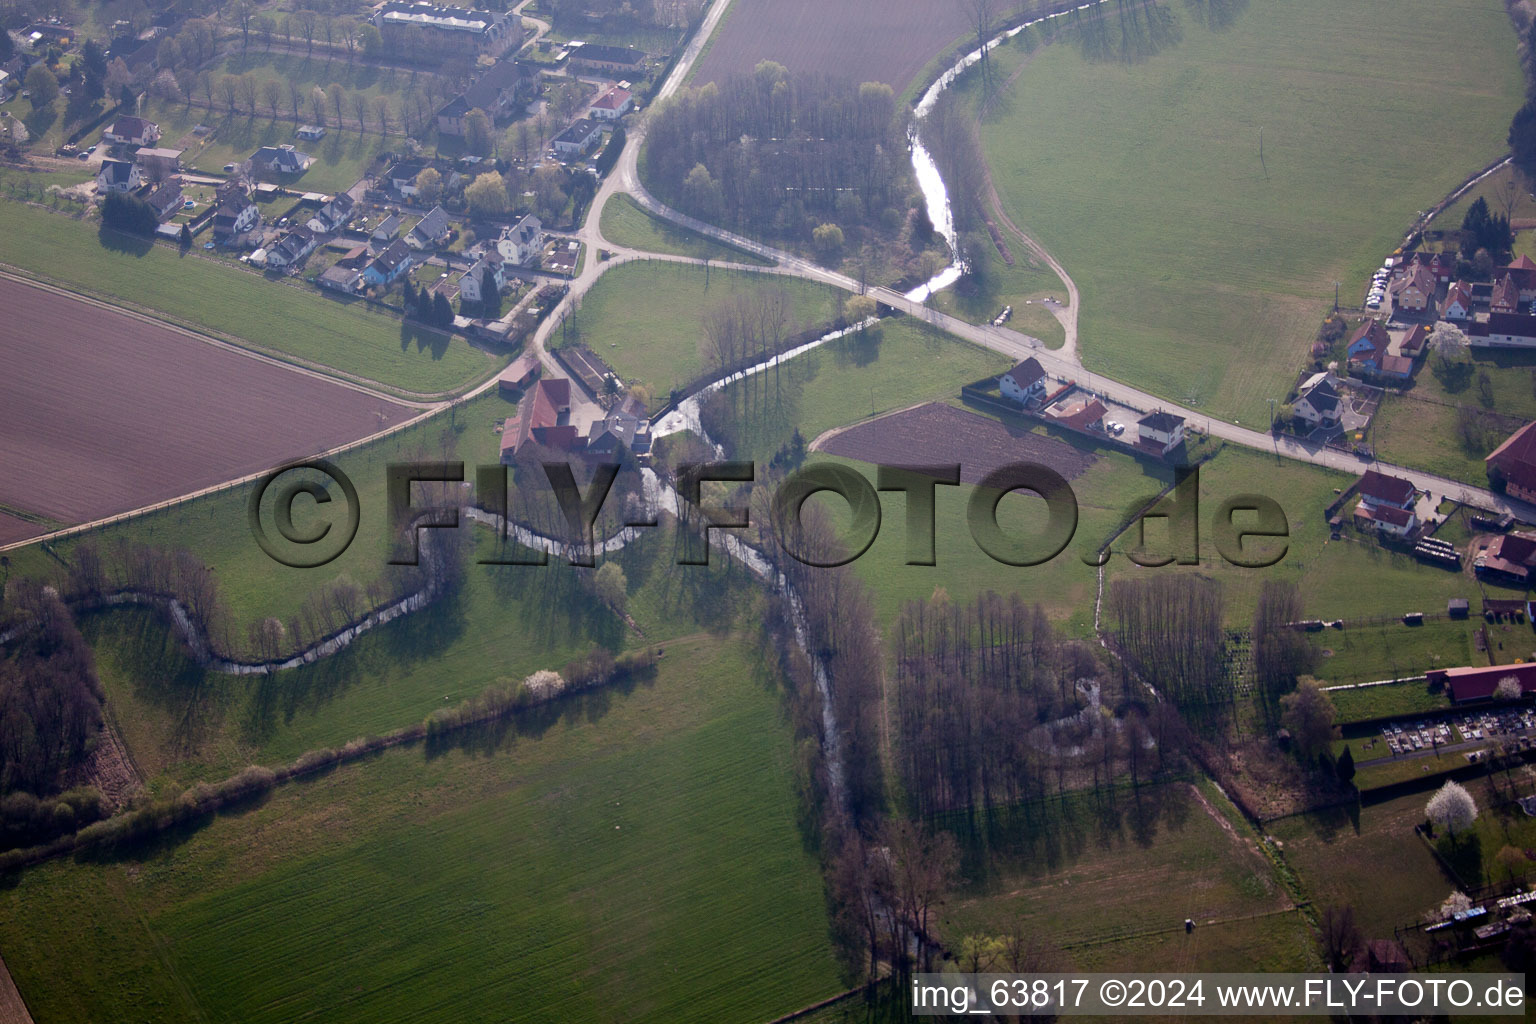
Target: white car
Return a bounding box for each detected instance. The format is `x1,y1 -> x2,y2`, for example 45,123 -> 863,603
1366,298 -> 1382,309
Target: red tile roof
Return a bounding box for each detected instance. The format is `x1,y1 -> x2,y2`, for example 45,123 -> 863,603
1493,274 -> 1519,311
591,86 -> 631,110
1427,661 -> 1536,702
1359,469 -> 1416,506
1398,324 -> 1429,356
1488,420 -> 1536,494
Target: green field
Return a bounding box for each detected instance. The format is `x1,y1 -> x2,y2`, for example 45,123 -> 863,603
939,783 -> 1315,971
0,630 -> 844,1024
974,0 -> 1525,426
709,318 -> 1011,462
1329,678 -> 1455,723
599,194 -> 775,266
563,260 -> 844,401
1270,790 -> 1451,938
928,236 -> 1068,349
0,200 -> 494,394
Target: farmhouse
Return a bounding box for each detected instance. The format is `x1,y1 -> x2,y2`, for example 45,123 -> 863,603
265,225 -> 318,270
1353,500 -> 1416,537
306,193 -> 356,235
1442,281 -> 1474,321
503,377 -> 578,460
102,114 -> 161,148
1393,263 -> 1435,312
1345,319 -> 1389,372
212,182 -> 260,240
1476,532 -> 1536,583
551,118 -> 603,159
568,42 -> 646,75
458,251 -> 506,305
586,395 -> 652,458
1427,662 -> 1536,703
1137,411 -> 1186,454
1293,373 -> 1341,426
999,357 -> 1047,405
364,239 -> 415,287
95,158 -> 141,193
1488,420 -> 1536,501
1359,470 -> 1417,509
134,147 -> 182,181
1466,313 -> 1536,349
1043,393 -> 1106,432
1492,274 -> 1519,315
144,178 -> 185,222
407,205 -> 453,249
589,85 -> 633,121
250,144 -> 313,176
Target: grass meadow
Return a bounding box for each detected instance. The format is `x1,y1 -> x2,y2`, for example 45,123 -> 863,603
0,200 -> 494,394
971,0 -> 1525,426
599,195 -> 774,266
563,260 -> 844,401
0,629 -> 843,1024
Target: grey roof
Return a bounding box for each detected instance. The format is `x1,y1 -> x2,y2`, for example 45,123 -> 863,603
551,118 -> 601,147
370,238 -> 412,273
251,145 -> 310,174
409,205 -> 452,244
1302,378 -> 1339,414
372,213 -> 402,238
1138,411 -> 1185,432
98,158 -> 135,185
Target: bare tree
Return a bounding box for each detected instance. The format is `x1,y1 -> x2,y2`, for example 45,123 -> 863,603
352,91 -> 370,134
372,95 -> 393,135
233,0 -> 255,53
261,78 -> 282,120
296,10 -> 318,56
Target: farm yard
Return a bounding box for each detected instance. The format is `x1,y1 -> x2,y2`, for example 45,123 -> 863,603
690,0 -> 971,95
972,0 -> 1526,428
0,276 -> 414,533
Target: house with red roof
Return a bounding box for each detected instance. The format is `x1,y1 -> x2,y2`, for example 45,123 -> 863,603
1492,274 -> 1520,315
589,85 -> 633,121
1398,324 -> 1430,360
1506,255 -> 1536,303
1353,500 -> 1417,538
1393,262 -> 1436,312
1488,420 -> 1536,501
1476,532 -> 1536,583
1346,319 -> 1390,372
1358,469 -> 1417,509
502,377 -> 578,461
1427,662 -> 1536,703
1409,250 -> 1457,283
999,357 -> 1047,405
1442,280 -> 1474,320
1466,313 -> 1536,349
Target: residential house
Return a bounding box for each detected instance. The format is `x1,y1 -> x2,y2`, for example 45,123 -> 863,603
494,213 -> 543,265
1466,313 -> 1536,349
1375,353 -> 1414,381
371,212 -> 403,245
1137,411 -> 1186,454
551,118 -> 602,159
436,59 -> 531,136
1353,500 -> 1417,538
144,177 -> 185,222
96,158 -> 141,193
406,205 -> 453,249
585,395 -> 652,458
1492,274 -> 1520,315
102,114 -> 160,148
1408,250 -> 1457,284
250,144 -> 312,176
317,245 -> 369,293
1488,419 -> 1536,502
305,192 -> 356,235
1428,661 -> 1536,702
1292,373 -> 1341,426
1505,254 -> 1536,303
385,160 -> 426,195
1345,319 -> 1390,372
1441,280 -> 1474,321
212,182 -> 260,240
133,147 -> 182,181
1043,394 -> 1106,432
363,239 -> 414,287
372,1 -> 524,60
502,378 -> 578,460
458,251 -> 506,305
998,357 -> 1047,405
1358,469 -> 1417,510
589,85 -> 633,121
264,225 -> 318,269
568,42 -> 646,75
1393,262 -> 1435,312
296,124 -> 327,141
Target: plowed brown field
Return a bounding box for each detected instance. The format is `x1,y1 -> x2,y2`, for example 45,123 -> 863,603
692,0 -> 971,93
817,402 -> 1097,484
0,277 -> 415,534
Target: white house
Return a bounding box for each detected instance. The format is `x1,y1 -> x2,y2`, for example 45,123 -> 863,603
1137,411 -> 1186,453
495,213 -> 543,265
458,252 -> 506,305
305,193 -> 356,235
212,183 -> 261,240
264,225 -> 317,269
1292,373 -> 1341,426
96,158 -> 141,193
102,114 -> 161,147
998,357 -> 1047,405
406,205 -> 453,249
550,118 -> 602,159
589,85 -> 633,121
1442,281 -> 1474,321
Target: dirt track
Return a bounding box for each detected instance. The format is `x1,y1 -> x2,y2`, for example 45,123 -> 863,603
691,0 -> 971,93
816,401 -> 1097,484
0,952 -> 34,1024
0,276 -> 415,528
